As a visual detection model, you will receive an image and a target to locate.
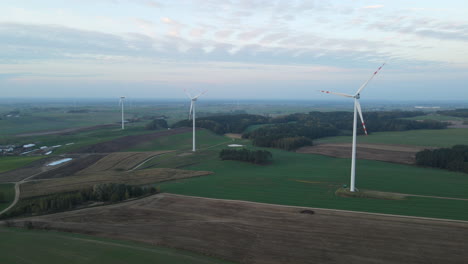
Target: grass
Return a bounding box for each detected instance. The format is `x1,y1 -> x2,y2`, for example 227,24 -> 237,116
0,227 -> 236,264
0,183 -> 15,211
127,129 -> 231,152
148,133 -> 468,221
316,128 -> 468,147
0,156 -> 42,173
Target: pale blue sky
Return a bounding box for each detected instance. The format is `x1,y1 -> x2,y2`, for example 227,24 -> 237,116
0,0 -> 467,100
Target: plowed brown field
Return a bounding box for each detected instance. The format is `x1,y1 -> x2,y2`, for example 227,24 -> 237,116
5,194 -> 468,264
297,143 -> 429,164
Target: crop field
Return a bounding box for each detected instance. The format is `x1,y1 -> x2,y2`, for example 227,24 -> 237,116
5,194 -> 468,264
315,128 -> 468,147
0,184 -> 15,211
127,129 -> 231,152
297,143 -> 427,164
0,156 -> 42,174
0,108 -> 123,136
20,168 -> 212,198
0,227 -> 234,264
140,131 -> 468,220
75,151 -> 172,174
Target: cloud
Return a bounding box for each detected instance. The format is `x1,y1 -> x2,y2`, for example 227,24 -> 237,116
363,5 -> 384,9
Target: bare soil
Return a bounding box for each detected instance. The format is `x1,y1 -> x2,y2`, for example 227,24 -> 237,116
32,154 -> 106,180
0,156 -> 74,183
297,143 -> 429,164
5,194 -> 468,264
71,127 -> 192,153
75,151 -> 172,174
225,133 -> 243,139
447,121 -> 468,129
16,124 -> 118,137
19,169 -> 212,198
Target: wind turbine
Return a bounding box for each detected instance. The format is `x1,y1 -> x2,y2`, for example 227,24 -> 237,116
319,63 -> 385,192
185,89 -> 207,152
119,96 -> 126,130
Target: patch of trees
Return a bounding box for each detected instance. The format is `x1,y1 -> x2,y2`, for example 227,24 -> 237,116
1,183 -> 158,219
219,148 -> 272,164
437,109 -> 468,118
415,145 -> 468,174
146,119 -> 168,130
244,123 -> 334,150
271,111 -> 447,132
173,114 -> 269,134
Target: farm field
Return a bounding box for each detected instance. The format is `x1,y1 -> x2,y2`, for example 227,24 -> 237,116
297,143 -> 427,164
0,184 -> 15,211
20,168 -> 212,198
144,132 -> 468,220
315,128 -> 468,147
5,194 -> 467,264
127,129 -> 230,152
0,227 -> 235,264
0,156 -> 42,174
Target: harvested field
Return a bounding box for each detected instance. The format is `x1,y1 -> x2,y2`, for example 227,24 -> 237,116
32,154 -> 105,180
72,127 -> 192,153
297,143 -> 429,164
20,169 -> 212,198
75,151 -> 172,174
16,124 -> 118,137
0,157 -> 67,183
5,194 -> 468,264
224,133 -> 242,139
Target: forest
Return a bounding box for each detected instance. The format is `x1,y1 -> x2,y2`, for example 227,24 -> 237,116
415,145 -> 468,174
437,109 -> 468,118
219,148 -> 272,164
174,111 -> 448,151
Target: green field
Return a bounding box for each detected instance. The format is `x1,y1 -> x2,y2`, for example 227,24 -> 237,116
148,132 -> 468,221
0,156 -> 42,173
0,227 -> 235,264
316,128 -> 468,147
128,129 -> 231,152
0,184 -> 15,211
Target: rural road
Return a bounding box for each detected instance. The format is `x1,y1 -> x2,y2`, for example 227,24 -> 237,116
0,157 -> 74,216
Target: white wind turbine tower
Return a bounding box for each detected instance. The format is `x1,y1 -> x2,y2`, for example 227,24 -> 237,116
320,63 -> 385,192
185,89 -> 207,152
119,96 -> 126,130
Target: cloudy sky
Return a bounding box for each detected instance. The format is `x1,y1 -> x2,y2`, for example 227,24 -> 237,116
0,0 -> 467,100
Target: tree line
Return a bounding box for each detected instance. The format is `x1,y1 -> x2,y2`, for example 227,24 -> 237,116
415,145 -> 468,174
1,183 -> 158,219
173,114 -> 269,134
437,109 -> 468,118
219,148 -> 272,164
172,111 -> 447,151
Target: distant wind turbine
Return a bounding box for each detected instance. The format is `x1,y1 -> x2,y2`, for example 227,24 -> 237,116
185,89 -> 207,152
119,96 -> 126,130
319,63 -> 385,192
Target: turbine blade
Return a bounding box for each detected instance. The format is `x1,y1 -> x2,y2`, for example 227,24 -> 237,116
188,102 -> 193,120
318,90 -> 353,98
193,90 -> 207,99
355,62 -> 386,95
355,100 -> 368,135
184,89 -> 192,99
